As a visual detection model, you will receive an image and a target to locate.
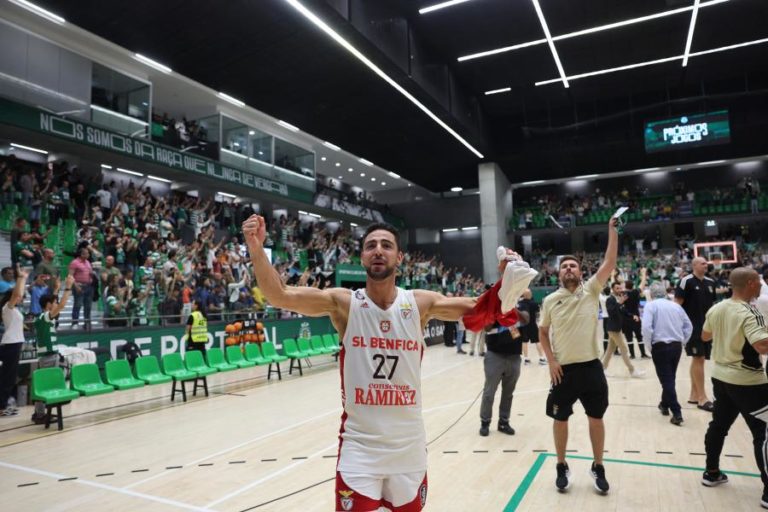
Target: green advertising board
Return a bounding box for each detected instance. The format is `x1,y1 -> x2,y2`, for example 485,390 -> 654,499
335,263 -> 367,287
0,97 -> 313,203
644,110 -> 730,153
54,317 -> 335,360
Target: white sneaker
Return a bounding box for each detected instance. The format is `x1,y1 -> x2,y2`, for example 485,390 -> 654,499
631,369 -> 646,378
539,358 -> 547,365
524,358 -> 531,365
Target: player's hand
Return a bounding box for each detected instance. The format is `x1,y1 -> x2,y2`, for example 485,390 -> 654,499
242,215 -> 267,249
608,217 -> 619,231
549,360 -> 563,386
65,274 -> 75,289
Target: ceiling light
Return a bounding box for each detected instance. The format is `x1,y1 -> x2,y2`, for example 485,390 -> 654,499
309,213 -> 321,219
531,0 -> 569,88
387,171 -> 401,179
147,175 -> 171,183
348,167 -> 354,172
249,130 -> 256,135
359,158 -> 374,167
284,0 -> 483,158
442,228 -> 459,233
100,164 -> 112,169
697,160 -> 726,165
133,53 -> 172,74
323,141 -> 341,151
338,176 -> 343,179
419,0 -> 474,15
537,37 -> 768,86
277,120 -> 300,132
458,0 -> 729,62
575,174 -> 599,179
335,162 -> 341,167
10,143 -> 47,154
218,92 -> 245,107
682,0 -> 702,67
116,168 -> 143,177
350,223 -> 358,227
521,180 -> 545,185
218,192 -> 237,198
9,0 -> 65,24
360,173 -> 366,177
371,177 -> 376,181
321,156 -> 327,161
381,182 -> 386,186
298,210 -> 308,215
463,226 -> 478,231
484,87 -> 511,96
633,167 -> 661,173
258,151 -> 264,156
451,187 -> 463,192
407,183 -> 413,187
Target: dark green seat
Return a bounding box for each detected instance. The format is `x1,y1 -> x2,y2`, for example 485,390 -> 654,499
105,360 -> 145,390
227,345 -> 256,368
185,350 -> 217,376
206,347 -> 237,372
260,342 -> 288,380
71,364 -> 115,396
310,335 -> 333,354
31,367 -> 79,430
162,353 -> 200,402
135,356 -> 173,385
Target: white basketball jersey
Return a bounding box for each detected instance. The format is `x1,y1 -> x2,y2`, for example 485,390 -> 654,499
337,287 -> 427,474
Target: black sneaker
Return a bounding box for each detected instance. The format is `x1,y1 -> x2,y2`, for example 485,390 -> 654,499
670,416 -> 683,426
556,462 -> 570,492
702,470 -> 728,487
761,488 -> 768,509
590,462 -> 610,494
479,421 -> 490,437
497,421 -> 515,435
658,403 -> 669,416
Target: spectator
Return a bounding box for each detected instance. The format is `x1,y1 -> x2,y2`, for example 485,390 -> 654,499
68,247 -> 94,329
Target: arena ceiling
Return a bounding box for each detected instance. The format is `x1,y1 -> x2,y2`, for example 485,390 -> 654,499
36,0 -> 768,191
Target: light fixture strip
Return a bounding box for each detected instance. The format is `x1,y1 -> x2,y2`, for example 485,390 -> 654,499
359,158 -> 374,167
10,142 -> 48,154
147,175 -> 172,183
116,168 -> 143,177
9,0 -> 65,24
535,37 -> 768,86
458,0 -> 729,62
277,120 -> 300,132
283,0 -> 484,158
134,54 -> 172,74
682,0 -> 702,67
531,0 -> 569,88
484,87 -> 511,96
419,0 -> 474,15
218,191 -> 237,198
323,141 -> 341,151
218,92 -> 245,107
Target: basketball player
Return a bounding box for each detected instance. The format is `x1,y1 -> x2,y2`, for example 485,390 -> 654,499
700,267 -> 768,508
675,257 -> 716,412
539,218 -> 618,495
243,216 -> 487,512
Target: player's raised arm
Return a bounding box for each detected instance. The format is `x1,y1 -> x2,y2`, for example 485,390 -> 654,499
416,289 -> 476,323
242,215 -> 341,317
594,217 -> 619,286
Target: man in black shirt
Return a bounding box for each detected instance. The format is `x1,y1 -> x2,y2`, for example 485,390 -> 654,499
622,279 -> 649,359
518,289 -> 545,365
675,257 -> 716,412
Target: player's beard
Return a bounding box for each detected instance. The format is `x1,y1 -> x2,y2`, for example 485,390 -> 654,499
366,263 -> 395,281
560,272 -> 580,288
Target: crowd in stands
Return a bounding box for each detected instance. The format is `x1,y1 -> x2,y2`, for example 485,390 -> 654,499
514,176 -> 764,230
0,155 -> 482,331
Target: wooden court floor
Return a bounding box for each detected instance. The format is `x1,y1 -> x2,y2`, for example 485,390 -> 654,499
0,344 -> 762,512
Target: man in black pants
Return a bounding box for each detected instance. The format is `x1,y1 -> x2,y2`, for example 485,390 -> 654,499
622,276 -> 649,359
700,267 -> 768,508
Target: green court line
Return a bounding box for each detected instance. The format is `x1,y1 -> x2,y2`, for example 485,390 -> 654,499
503,452 -> 760,512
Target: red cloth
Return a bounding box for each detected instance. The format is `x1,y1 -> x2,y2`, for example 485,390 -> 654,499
462,281 -> 518,332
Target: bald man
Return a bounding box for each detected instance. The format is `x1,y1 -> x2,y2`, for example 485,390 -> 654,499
676,257 -> 716,411
700,267 -> 768,507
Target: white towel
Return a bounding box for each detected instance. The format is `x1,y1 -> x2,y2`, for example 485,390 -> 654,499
498,260 -> 539,314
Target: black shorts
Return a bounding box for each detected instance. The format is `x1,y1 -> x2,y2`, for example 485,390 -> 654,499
546,359 -> 608,420
520,325 -> 539,343
685,337 -> 711,359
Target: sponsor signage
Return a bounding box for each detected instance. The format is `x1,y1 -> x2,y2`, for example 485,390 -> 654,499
0,97 -> 313,203
644,110 -> 730,153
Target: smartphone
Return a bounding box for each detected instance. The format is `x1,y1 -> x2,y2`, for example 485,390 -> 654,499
612,206 -> 629,219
